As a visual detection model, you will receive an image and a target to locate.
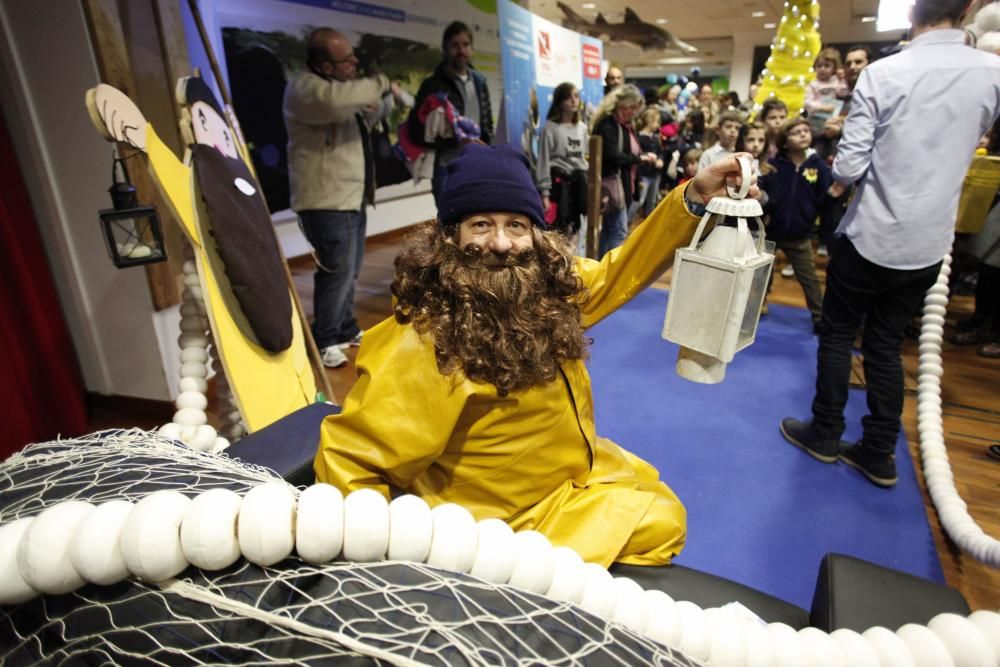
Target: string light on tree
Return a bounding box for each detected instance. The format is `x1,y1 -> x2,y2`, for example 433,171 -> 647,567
754,0 -> 822,118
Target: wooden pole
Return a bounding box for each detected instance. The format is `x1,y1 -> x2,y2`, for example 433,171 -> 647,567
586,135 -> 603,260
184,0 -> 335,404
80,0 -> 180,310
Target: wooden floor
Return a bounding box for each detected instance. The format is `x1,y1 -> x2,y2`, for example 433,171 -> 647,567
290,226 -> 1000,612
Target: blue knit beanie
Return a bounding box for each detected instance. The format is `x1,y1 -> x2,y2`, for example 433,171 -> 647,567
438,143 -> 545,228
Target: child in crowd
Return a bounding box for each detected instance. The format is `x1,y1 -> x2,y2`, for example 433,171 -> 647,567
738,121 -> 773,179
739,120 -> 774,313
758,98 -> 788,160
759,117 -> 837,332
804,48 -> 849,135
805,48 -> 851,175
632,107 -> 665,220
659,121 -> 681,190
536,82 -> 589,237
679,109 -> 706,152
668,147 -> 702,187
698,110 -> 743,170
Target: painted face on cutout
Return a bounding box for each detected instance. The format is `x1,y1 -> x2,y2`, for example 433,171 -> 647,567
190,101 -> 239,160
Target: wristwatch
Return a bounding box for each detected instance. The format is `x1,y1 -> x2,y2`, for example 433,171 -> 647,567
683,189 -> 707,216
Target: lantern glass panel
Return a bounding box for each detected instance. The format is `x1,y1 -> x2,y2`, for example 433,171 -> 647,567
735,261 -> 773,349
663,250 -> 737,357
99,205 -> 166,268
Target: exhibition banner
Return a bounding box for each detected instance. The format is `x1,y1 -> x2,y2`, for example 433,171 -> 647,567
496,0 -> 603,165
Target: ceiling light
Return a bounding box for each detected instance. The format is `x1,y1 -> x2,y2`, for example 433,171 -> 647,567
751,11 -> 766,17
656,18 -> 668,24
861,15 -> 876,22
655,56 -> 703,65
581,2 -> 596,8
763,22 -> 776,28
876,0 -> 912,31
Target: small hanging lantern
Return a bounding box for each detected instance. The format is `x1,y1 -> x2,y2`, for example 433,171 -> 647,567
99,155 -> 166,268
662,157 -> 774,384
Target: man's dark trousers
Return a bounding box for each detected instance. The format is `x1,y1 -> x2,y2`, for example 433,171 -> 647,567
811,236 -> 941,455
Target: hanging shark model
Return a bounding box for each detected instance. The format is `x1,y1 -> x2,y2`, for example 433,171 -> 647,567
556,2 -> 698,53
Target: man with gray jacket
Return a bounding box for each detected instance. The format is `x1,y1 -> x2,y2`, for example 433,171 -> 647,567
284,28 -> 401,368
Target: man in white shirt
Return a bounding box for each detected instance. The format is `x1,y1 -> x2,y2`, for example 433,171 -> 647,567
781,0 -> 1000,487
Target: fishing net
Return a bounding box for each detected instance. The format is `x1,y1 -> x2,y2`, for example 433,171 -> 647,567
0,430 -> 698,666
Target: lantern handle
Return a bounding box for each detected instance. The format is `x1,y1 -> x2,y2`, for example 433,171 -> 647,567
686,210 -> 714,251
739,216 -> 768,255
726,155 -> 752,200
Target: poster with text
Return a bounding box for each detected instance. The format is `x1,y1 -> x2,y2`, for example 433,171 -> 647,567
496,0 -> 602,171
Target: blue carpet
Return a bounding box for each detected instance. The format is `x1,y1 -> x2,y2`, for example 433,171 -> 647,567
587,287 -> 943,609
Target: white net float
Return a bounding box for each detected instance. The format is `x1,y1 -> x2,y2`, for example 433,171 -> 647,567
386,494 -> 432,562
238,482 -> 296,567
119,489 -> 191,582
180,488 -> 242,571
68,499 -> 133,586
896,622 -> 955,667
544,544 -> 586,603
506,530 -> 555,594
0,518 -> 38,605
296,483 -> 344,565
341,488 -> 389,562
426,502 -> 477,573
468,517 -> 516,584
578,561 -> 617,619
863,625 -> 916,667
2,431 -> 999,666
17,500 -> 95,595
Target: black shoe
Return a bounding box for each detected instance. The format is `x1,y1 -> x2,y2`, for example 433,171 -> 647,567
839,442 -> 897,488
780,418 -> 840,463
987,445 -> 1000,462
956,315 -> 985,333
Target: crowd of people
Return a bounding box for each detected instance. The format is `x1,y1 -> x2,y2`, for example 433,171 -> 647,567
285,0 -> 1000,564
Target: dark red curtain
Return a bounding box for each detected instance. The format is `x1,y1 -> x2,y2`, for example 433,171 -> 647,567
0,111 -> 87,458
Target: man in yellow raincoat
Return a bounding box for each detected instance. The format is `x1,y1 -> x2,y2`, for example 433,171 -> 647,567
315,143 -> 757,566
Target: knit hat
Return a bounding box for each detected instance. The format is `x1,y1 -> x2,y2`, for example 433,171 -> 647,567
437,143 -> 545,227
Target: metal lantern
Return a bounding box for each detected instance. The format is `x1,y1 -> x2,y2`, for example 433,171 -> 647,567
99,157 -> 166,268
662,158 -> 774,384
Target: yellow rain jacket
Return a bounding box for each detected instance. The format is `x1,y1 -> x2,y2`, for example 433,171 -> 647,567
315,186 -> 702,566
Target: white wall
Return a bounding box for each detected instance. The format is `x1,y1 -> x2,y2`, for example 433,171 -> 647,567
0,0 -> 444,407
0,0 -> 171,400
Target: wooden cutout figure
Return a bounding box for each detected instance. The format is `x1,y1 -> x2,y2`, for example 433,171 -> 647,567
87,82 -> 316,434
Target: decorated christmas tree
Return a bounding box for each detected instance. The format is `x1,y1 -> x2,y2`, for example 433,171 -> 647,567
753,0 -> 823,118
